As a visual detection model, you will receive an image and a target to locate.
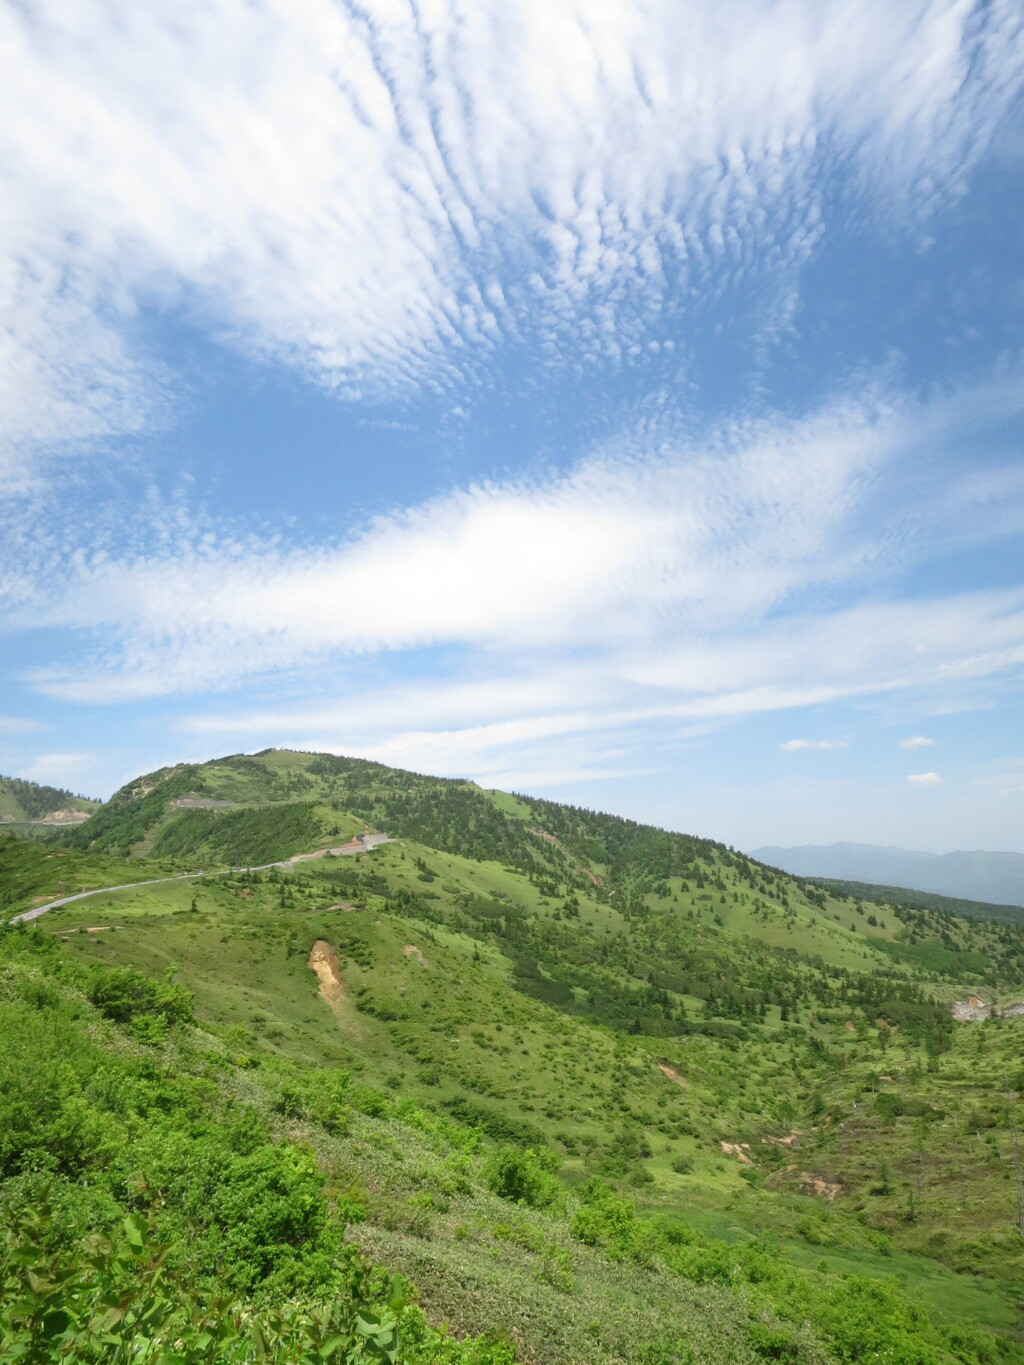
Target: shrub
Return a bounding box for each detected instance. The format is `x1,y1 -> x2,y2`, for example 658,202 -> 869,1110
0,1203 -> 518,1364
444,1096 -> 546,1148
534,1244 -> 574,1293
485,1147 -> 559,1208
87,965 -> 194,1029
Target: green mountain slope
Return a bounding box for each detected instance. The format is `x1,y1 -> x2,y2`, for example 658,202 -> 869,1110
0,773 -> 99,825
3,748 -> 1024,1363
818,877 -> 1024,926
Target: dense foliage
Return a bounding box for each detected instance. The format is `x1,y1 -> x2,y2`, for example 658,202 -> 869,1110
152,802 -> 325,865
61,768 -> 204,856
0,926 -> 513,1364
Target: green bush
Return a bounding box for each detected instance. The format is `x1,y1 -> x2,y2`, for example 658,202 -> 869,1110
444,1096 -> 547,1148
87,965 -> 194,1029
485,1147 -> 559,1208
0,1006 -> 123,1179
0,1203 -> 517,1364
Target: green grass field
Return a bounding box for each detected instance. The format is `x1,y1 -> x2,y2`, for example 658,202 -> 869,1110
4,748 -> 1024,1362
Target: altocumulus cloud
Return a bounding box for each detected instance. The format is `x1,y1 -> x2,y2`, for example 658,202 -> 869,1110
0,0 -> 1023,815
907,772 -> 943,787
899,736 -> 937,748
14,385 -> 1024,711
2,0 -> 1022,483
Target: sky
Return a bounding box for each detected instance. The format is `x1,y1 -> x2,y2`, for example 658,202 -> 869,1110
1,0 -> 1024,853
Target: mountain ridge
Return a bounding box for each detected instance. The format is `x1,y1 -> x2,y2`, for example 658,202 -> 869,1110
0,772 -> 100,825
750,841 -> 1024,907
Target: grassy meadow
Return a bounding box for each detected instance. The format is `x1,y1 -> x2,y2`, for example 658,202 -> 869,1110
2,748 -> 1024,1363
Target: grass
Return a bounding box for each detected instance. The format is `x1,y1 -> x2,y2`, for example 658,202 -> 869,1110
7,747 -> 1024,1360
45,842 -> 1024,1330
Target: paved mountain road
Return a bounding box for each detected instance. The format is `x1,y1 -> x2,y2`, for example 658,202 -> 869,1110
8,833 -> 391,925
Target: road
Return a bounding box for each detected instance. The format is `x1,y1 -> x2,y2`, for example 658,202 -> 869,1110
8,833 -> 391,925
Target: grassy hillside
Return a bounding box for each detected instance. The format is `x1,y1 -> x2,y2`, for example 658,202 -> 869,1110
819,878 -> 1024,926
0,773 -> 99,825
4,748 -> 1024,1362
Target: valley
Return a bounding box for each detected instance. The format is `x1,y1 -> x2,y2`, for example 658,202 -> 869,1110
2,749 -> 1024,1363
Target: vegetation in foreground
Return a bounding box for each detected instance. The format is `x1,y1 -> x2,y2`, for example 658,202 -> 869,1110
2,749 -> 1024,1363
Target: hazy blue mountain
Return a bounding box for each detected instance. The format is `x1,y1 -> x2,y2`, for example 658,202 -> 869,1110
749,841 -> 1024,908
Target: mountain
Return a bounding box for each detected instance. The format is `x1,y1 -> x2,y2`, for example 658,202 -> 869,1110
2,750 -> 1024,1364
812,878 -> 1024,926
0,772 -> 99,825
750,841 -> 1024,907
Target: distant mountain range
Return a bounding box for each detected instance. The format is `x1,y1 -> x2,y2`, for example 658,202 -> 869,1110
748,841 -> 1024,908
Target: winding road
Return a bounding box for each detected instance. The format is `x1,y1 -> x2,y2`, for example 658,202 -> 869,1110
8,832 -> 391,926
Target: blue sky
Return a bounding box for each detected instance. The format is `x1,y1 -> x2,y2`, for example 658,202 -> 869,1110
2,0 -> 1024,852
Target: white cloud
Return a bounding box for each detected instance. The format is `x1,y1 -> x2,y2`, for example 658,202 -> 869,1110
180,673 -> 600,738
0,716 -> 47,736
906,771 -> 942,786
8,378 -> 1024,735
899,735 -> 936,748
17,752 -> 92,786
972,759 -> 1024,798
779,739 -> 849,751
1,0 -> 1021,478
625,590 -> 1024,701
2,387 -> 927,696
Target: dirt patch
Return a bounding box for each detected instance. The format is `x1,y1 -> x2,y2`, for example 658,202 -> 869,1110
720,1141 -> 753,1165
289,846 -> 348,865
953,996 -> 1024,1021
762,1130 -> 803,1149
953,997 -> 990,1021
403,944 -> 427,966
795,1170 -> 842,1201
286,833 -> 391,868
581,868 -> 601,886
85,927 -> 110,934
529,828 -> 559,845
658,1063 -> 686,1087
308,940 -> 347,1017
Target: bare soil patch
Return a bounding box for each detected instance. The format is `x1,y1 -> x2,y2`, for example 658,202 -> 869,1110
403,944 -> 427,966
794,1169 -> 842,1201
761,1130 -> 803,1149
720,1141 -> 753,1165
308,940 -> 347,1018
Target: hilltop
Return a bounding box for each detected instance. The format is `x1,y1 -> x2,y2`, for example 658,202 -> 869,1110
2,749 -> 1024,1363
0,773 -> 99,828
